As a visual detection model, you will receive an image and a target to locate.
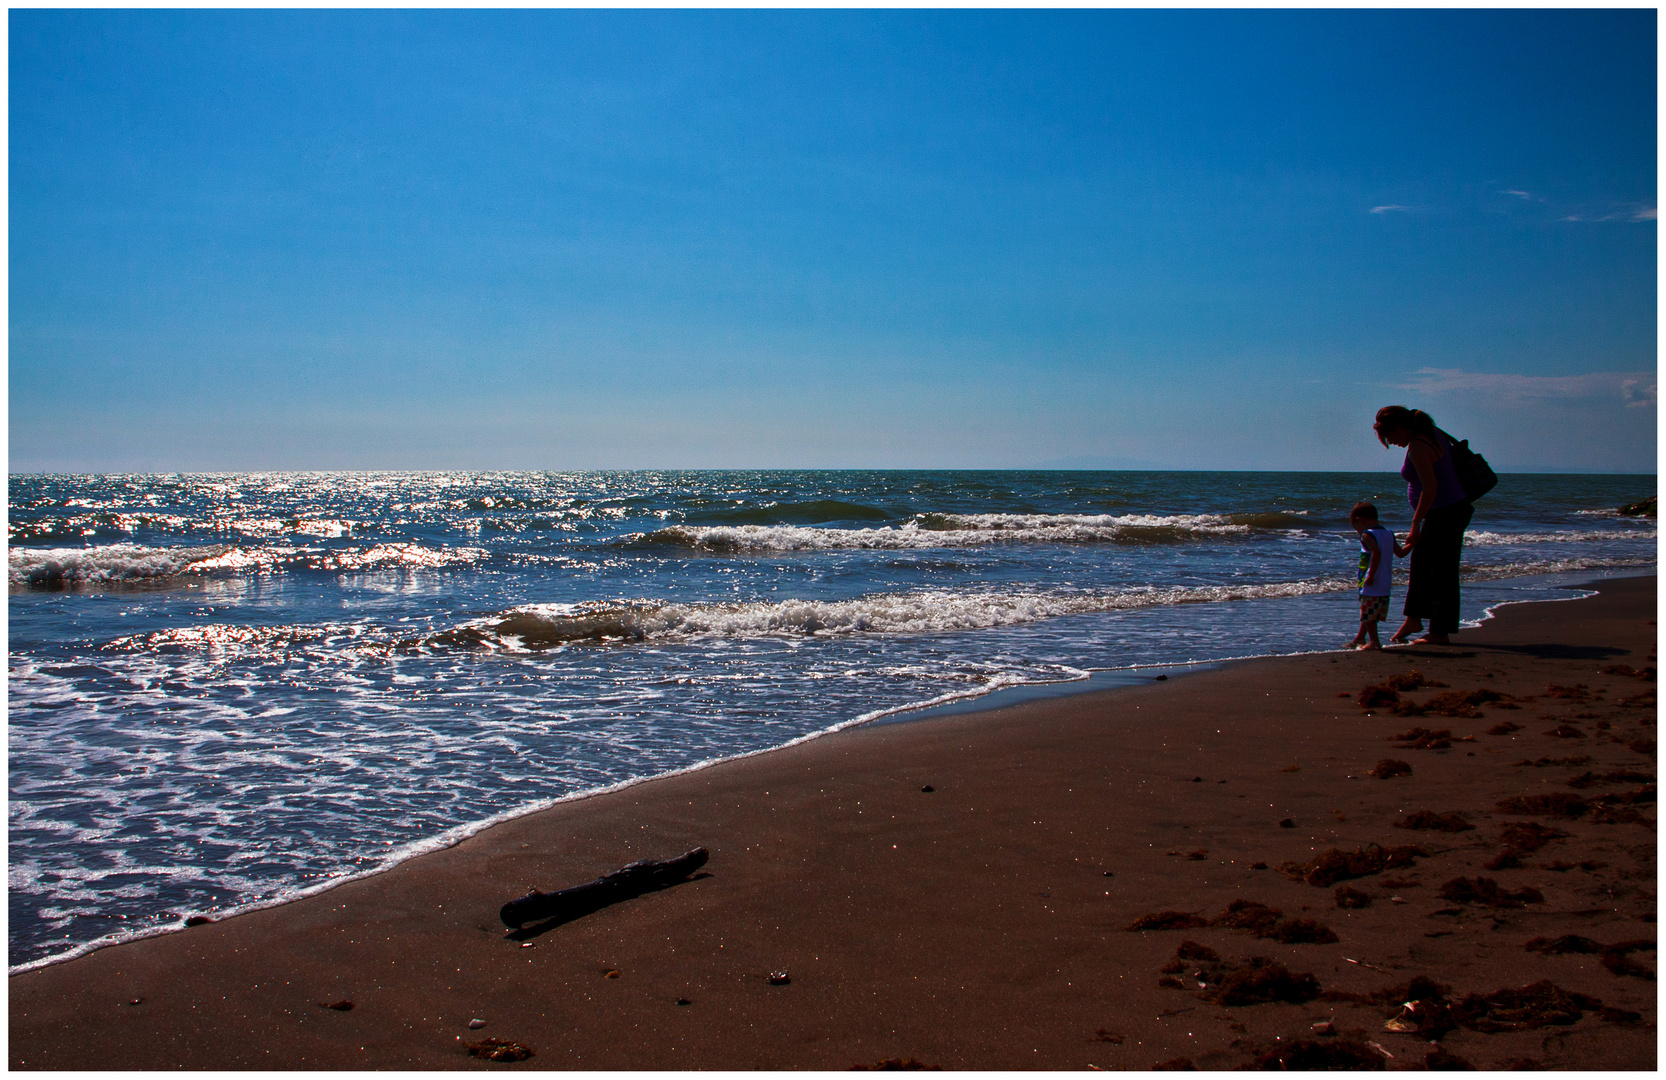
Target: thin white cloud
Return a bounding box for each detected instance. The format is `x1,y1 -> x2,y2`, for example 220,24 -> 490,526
1564,203 -> 1655,223
1398,367 -> 1657,408
1501,189 -> 1533,200
1369,204 -> 1412,214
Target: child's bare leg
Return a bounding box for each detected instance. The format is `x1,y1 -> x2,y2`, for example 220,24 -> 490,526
1363,623 -> 1382,650
1349,626 -> 1369,648
1389,617 -> 1422,644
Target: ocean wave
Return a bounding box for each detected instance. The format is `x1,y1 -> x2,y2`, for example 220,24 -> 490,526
104,623 -> 347,654
1459,555 -> 1656,581
632,512 -> 1275,552
697,499 -> 897,525
1465,528 -> 1656,546
10,542 -> 490,588
8,544 -> 236,588
419,578 -> 1354,650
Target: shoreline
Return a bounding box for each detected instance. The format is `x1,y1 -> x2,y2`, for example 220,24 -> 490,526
9,574 -> 1624,978
11,575 -> 1657,1069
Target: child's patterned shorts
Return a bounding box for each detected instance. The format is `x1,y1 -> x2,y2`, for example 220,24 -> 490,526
1360,594 -> 1390,624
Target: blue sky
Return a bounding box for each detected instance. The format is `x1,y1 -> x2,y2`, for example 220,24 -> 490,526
9,9 -> 1657,472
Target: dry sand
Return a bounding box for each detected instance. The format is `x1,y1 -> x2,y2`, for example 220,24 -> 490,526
10,576 -> 1657,1070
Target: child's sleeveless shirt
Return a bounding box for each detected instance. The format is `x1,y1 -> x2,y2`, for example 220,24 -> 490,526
1358,526 -> 1394,596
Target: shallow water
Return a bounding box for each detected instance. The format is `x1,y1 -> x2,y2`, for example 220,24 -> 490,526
8,469 -> 1655,969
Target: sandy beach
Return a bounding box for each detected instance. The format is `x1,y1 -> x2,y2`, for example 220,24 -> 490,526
10,576 -> 1656,1070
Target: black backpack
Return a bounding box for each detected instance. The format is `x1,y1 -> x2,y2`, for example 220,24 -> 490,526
1438,429 -> 1498,503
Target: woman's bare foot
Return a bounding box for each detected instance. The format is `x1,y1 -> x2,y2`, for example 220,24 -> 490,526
1412,633 -> 1451,645
1389,617 -> 1422,644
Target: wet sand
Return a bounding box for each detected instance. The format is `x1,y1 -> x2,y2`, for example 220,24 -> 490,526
10,576 -> 1657,1070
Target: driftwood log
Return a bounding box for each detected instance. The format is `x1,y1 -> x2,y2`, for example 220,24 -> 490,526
499,847 -> 709,929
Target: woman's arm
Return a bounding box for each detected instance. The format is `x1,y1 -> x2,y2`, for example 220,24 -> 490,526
1406,437 -> 1440,542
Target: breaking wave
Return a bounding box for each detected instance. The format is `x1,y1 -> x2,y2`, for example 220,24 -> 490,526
8,544 -> 237,588
1464,528 -> 1655,546
420,578 -> 1354,651
10,542 -> 488,589
632,512 -> 1287,552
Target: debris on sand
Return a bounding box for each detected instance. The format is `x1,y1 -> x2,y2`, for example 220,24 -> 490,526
1545,724 -> 1587,739
1525,934 -> 1603,955
1495,793 -> 1588,817
1599,940 -> 1656,980
1487,721 -> 1524,735
1369,759 -> 1412,779
1334,886 -> 1373,909
319,1000 -> 354,1011
849,1058 -> 941,1070
1438,877 -> 1544,909
1161,940 -> 1220,973
1127,910 -> 1209,932
1600,663 -> 1653,677
465,1038 -> 535,1062
1514,756 -> 1592,768
1151,1057 -> 1196,1070
1383,998 -> 1458,1039
1280,844 -> 1424,888
1391,690 -> 1506,719
1357,685 -> 1401,709
1544,684 -> 1590,700
1322,974 -> 1452,1008
1193,956 -> 1322,1006
1567,769 -> 1654,789
1449,980 -> 1601,1033
1249,1040 -> 1387,1070
1391,727 -> 1453,749
1210,900 -> 1281,934
1482,851 -> 1524,871
1387,671 -> 1443,691
1092,1030 -> 1127,1044
1264,918 -> 1339,944
1496,821 -> 1568,852
1395,811 -> 1473,832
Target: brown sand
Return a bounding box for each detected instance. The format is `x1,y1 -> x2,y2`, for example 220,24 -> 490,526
10,576 -> 1657,1070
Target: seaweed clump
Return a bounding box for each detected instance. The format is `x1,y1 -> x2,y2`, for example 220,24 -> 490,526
1392,727 -> 1454,749
849,1058 -> 941,1070
1249,1040 -> 1386,1070
1126,910 -> 1210,932
1280,844 -> 1424,887
1370,759 -> 1413,779
1197,956 -> 1322,1006
466,1038 -> 535,1062
1496,821 -> 1568,853
1449,981 -> 1601,1033
1438,877 -> 1544,909
1395,811 -> 1473,832
1495,793 -> 1589,818
1334,885 -> 1373,909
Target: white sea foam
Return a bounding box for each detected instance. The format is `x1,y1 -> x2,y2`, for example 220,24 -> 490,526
636,512 -> 1274,552
433,578 -> 1355,650
1459,555 -> 1656,581
1465,528 -> 1656,546
8,544 -> 235,587
10,541 -> 489,588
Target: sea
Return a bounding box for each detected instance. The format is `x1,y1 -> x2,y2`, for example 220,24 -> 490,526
8,469 -> 1656,971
